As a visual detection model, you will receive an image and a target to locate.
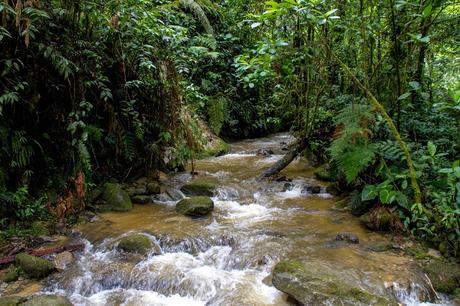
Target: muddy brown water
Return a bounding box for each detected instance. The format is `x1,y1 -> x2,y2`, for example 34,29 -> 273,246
39,134 -> 451,305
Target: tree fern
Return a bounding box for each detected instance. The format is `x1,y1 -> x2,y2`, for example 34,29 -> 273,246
330,104 -> 376,183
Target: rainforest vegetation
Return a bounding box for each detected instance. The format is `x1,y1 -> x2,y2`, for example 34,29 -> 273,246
0,0 -> 459,259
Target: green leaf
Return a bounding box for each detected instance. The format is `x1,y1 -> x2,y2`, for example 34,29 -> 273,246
362,185 -> 378,201
427,141 -> 436,157
456,182 -> 460,192
409,81 -> 421,91
396,193 -> 409,209
454,167 -> 460,178
398,92 -> 411,100
422,4 -> 432,17
251,22 -> 261,28
379,189 -> 396,204
402,180 -> 408,190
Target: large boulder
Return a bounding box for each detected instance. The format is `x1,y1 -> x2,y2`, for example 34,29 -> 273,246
423,260 -> 460,294
15,253 -> 54,279
117,234 -> 155,255
101,183 -> 132,212
360,207 -> 398,231
272,260 -> 396,306
22,295 -> 73,306
180,180 -> 216,197
0,296 -> 25,306
176,197 -> 214,217
53,251 -> 74,272
146,182 -> 161,195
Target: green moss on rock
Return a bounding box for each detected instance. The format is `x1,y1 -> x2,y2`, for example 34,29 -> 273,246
22,295 -> 73,306
423,260 -> 460,294
1,267 -> 20,282
272,260 -> 397,306
314,164 -> 334,182
180,180 -> 216,197
176,196 -> 214,216
15,253 -> 54,279
131,195 -> 152,204
117,234 -> 153,255
102,183 -> 132,212
0,296 -> 25,306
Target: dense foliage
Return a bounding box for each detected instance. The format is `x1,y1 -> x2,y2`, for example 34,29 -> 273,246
0,0 -> 459,255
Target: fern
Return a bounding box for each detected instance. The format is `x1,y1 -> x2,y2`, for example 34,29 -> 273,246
123,132 -> 136,162
208,96 -> 227,135
375,140 -> 406,161
179,0 -> 215,35
330,104 -> 376,183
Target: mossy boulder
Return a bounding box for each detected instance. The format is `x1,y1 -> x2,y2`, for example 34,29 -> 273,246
1,267 -> 20,282
176,196 -> 214,216
314,164 -> 334,182
15,253 -> 54,279
360,207 -> 397,231
101,183 -> 132,212
272,260 -> 396,306
117,234 -> 154,255
146,182 -> 161,195
367,242 -> 393,252
180,180 -> 216,197
22,295 -> 73,306
131,195 -> 152,205
0,296 -> 26,306
423,260 -> 460,294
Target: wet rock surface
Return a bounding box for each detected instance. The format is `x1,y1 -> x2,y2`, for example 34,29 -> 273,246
180,180 -> 216,197
101,183 -> 132,212
15,254 -> 54,279
272,260 -> 397,306
176,196 -> 214,216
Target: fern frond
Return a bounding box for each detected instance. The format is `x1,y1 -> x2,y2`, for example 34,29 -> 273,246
330,104 -> 376,183
179,0 -> 215,35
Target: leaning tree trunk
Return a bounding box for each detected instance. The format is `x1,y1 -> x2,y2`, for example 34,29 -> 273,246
256,140 -> 307,181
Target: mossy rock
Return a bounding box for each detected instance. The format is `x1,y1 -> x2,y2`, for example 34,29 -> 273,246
360,207 -> 395,231
423,260 -> 460,294
180,180 -> 216,197
0,296 -> 26,306
314,164 -> 334,182
101,183 -> 132,212
22,295 -> 73,306
176,196 -> 214,217
117,234 -> 154,255
146,182 -> 161,195
131,195 -> 152,204
15,253 -> 54,279
1,266 -> 20,282
367,242 -> 393,252
198,138 -> 230,158
272,260 -> 396,306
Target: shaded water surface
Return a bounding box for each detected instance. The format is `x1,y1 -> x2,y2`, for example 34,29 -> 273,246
44,134 -> 450,305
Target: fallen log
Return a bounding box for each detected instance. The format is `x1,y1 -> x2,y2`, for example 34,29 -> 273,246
256,140 -> 308,181
0,243 -> 84,265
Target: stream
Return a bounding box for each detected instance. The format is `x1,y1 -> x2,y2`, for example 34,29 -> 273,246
42,133 -> 451,305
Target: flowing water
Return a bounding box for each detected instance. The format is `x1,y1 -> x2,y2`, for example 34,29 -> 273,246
42,134 -> 451,305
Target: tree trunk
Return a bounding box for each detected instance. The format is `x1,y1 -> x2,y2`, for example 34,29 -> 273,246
256,141 -> 307,181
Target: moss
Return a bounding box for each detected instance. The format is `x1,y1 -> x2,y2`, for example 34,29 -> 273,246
176,196 -> 214,216
15,253 -> 54,279
30,221 -> 50,236
0,296 -> 26,306
101,183 -> 132,212
314,164 -> 334,182
131,195 -> 152,204
367,242 -> 393,252
22,295 -> 73,306
197,138 -> 230,158
180,180 -> 216,197
146,182 -> 161,195
117,234 -> 153,255
1,266 -> 20,282
272,260 -> 397,305
423,260 -> 460,294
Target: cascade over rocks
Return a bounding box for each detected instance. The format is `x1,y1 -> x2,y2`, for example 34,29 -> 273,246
272,260 -> 397,306
176,196 -> 214,216
22,295 -> 73,306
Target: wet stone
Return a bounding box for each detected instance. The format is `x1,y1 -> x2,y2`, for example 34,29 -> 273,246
302,185 -> 322,194
336,232 -> 360,244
